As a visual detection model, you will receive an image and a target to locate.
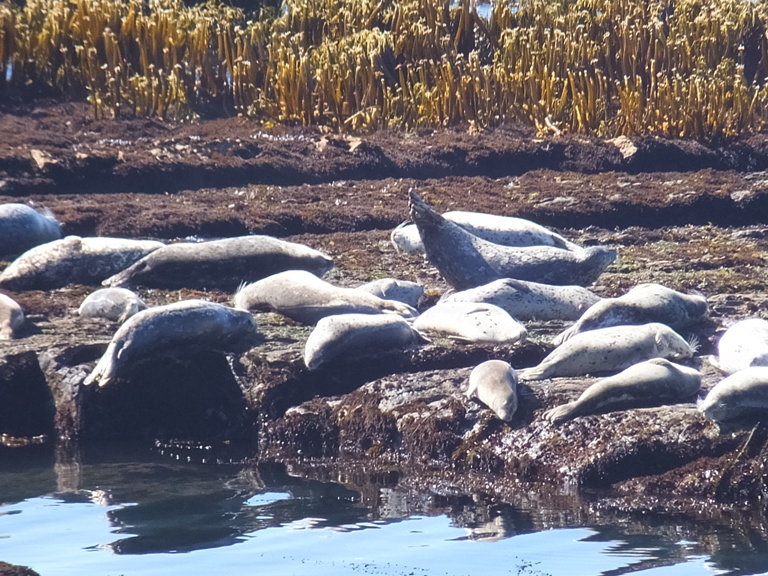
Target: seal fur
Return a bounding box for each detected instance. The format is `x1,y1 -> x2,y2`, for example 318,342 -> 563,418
355,278 -> 424,309
466,360 -> 518,421
78,287 -> 148,323
413,302 -> 527,344
709,318 -> 768,375
0,203 -> 61,256
0,292 -> 24,339
699,366 -> 768,423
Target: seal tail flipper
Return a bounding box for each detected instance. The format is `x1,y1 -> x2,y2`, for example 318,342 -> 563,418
708,354 -> 725,373
552,325 -> 578,346
516,366 -> 546,381
543,401 -> 579,424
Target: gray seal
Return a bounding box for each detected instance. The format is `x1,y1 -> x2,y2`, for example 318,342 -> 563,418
441,278 -> 602,322
699,366 -> 768,423
466,360 -> 518,421
709,318 -> 768,375
409,190 -> 616,290
544,358 -> 701,423
554,283 -> 708,345
234,270 -> 417,324
518,323 -> 697,381
78,287 -> 148,323
413,301 -> 527,344
0,292 -> 24,339
84,300 -> 258,387
0,203 -> 61,256
104,235 -> 334,291
0,236 -> 165,291
355,278 -> 424,309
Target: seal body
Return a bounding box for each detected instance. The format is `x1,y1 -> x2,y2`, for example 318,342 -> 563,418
0,236 -> 164,291
78,287 -> 148,323
234,270 -> 417,324
413,302 -> 527,344
554,283 -> 708,345
441,278 -> 602,322
84,300 -> 258,387
466,360 -> 518,421
303,313 -> 424,371
408,191 -> 616,290
0,203 -> 61,256
699,366 -> 768,423
0,292 -> 24,339
518,322 -> 696,380
104,235 -> 334,291
709,318 -> 768,375
544,358 -> 701,423
355,278 -> 424,309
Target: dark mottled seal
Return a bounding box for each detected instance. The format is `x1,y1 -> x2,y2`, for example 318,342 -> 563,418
709,318 -> 768,375
355,278 -> 424,309
0,292 -> 24,339
104,235 -> 334,291
78,287 -> 148,323
413,301 -> 527,344
0,203 -> 61,256
408,191 -> 616,290
699,366 -> 768,423
466,360 -> 518,421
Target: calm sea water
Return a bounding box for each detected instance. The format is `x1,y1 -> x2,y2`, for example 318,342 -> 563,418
0,443 -> 764,576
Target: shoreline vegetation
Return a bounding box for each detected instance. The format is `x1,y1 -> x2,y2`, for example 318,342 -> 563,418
1,0 -> 768,140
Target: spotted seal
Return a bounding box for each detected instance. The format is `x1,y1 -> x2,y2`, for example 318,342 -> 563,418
554,283 -> 708,345
518,323 -> 697,381
355,278 -> 424,309
709,318 -> 768,375
544,358 -> 701,423
0,236 -> 165,291
413,302 -> 527,344
84,300 -> 258,387
0,292 -> 24,339
234,270 -> 417,324
699,366 -> 768,423
0,203 -> 62,256
466,360 -> 518,422
104,235 -> 334,291
78,287 -> 148,323
409,191 -> 616,290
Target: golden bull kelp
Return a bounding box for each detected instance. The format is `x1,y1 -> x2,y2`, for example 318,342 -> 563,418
2,0 -> 768,139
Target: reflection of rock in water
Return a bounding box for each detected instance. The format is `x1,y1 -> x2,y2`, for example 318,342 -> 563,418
464,514 -> 517,542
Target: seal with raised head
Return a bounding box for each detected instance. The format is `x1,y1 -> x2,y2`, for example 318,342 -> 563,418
408,191 -> 616,290
84,300 -> 258,387
413,301 -> 527,344
518,322 -> 697,381
544,358 -> 701,423
441,278 -> 602,322
699,366 -> 768,423
466,360 -> 518,422
709,318 -> 768,375
0,236 -> 165,291
0,292 -> 24,339
553,283 -> 708,345
355,278 -> 424,309
104,235 -> 334,291
0,203 -> 61,256
78,287 -> 148,323
234,270 -> 417,324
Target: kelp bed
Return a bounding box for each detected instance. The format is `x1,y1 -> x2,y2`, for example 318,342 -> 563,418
2,0 -> 768,139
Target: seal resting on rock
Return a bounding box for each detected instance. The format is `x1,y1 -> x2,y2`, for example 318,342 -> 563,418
518,323 -> 697,381
0,236 -> 165,291
466,360 -> 518,422
234,270 -> 417,324
544,358 -> 701,423
408,190 -> 616,290
0,203 -> 61,256
413,302 -> 527,344
104,235 -> 334,291
355,278 -> 424,309
553,283 -> 708,345
78,287 -> 148,323
699,366 -> 768,423
709,318 -> 768,375
84,300 -> 258,387
0,292 -> 24,339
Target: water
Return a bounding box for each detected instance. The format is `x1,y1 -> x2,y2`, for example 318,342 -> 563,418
0,444 -> 764,576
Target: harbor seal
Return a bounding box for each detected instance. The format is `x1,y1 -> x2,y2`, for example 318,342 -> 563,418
553,283 -> 708,345
466,360 -> 518,422
0,292 -> 24,339
355,278 -> 424,309
303,313 -> 426,371
104,235 -> 334,291
233,270 -> 417,324
709,318 -> 768,375
518,323 -> 697,381
0,203 -> 61,256
440,278 -> 602,322
544,358 -> 701,423
0,236 -> 165,291
699,366 -> 768,423
78,287 -> 148,323
413,302 -> 527,344
84,300 -> 258,387
409,190 -> 616,290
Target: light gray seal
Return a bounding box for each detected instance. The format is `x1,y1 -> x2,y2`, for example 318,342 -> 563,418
84,300 -> 258,387
409,190 -> 616,290
466,360 -> 518,421
553,283 -> 708,345
413,302 -> 527,344
0,236 -> 165,291
709,318 -> 768,375
544,358 -> 701,423
234,270 -> 417,324
441,278 -> 602,321
104,235 -> 334,291
699,366 -> 768,423
0,203 -> 61,256
518,323 -> 697,381
355,278 -> 424,309
303,313 -> 426,371
78,287 -> 148,323
0,292 -> 24,339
